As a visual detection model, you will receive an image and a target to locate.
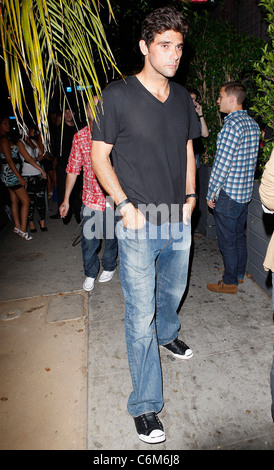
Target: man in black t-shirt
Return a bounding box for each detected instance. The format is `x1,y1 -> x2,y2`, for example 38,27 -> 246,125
91,6 -> 200,444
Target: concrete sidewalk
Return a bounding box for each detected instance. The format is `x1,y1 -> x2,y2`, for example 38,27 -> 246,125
0,201 -> 87,450
0,200 -> 274,449
86,233 -> 274,450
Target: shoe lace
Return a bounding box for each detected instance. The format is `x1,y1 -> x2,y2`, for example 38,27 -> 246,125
141,414 -> 149,429
141,413 -> 160,429
155,414 -> 161,427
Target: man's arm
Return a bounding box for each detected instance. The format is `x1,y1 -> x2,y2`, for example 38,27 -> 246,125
91,140 -> 146,229
59,173 -> 78,218
195,102 -> 209,138
206,125 -> 238,208
183,139 -> 196,225
91,141 -> 124,204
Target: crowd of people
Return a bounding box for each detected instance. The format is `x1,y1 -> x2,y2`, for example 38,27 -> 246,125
0,103 -> 83,239
0,116 -> 47,240
0,5 -> 273,445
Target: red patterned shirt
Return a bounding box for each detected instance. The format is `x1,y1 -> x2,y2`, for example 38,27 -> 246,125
66,125 -> 108,211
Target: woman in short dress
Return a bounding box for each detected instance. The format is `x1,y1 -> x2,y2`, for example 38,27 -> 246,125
0,116 -> 46,240
17,123 -> 48,232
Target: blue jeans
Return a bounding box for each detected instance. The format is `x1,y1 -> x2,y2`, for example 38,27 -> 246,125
271,273 -> 274,421
81,205 -> 117,278
214,190 -> 248,285
271,342 -> 274,422
117,219 -> 191,417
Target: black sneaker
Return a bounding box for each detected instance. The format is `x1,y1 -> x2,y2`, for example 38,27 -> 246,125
134,412 -> 165,444
163,338 -> 193,359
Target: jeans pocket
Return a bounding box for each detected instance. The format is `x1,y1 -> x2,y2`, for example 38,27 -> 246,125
122,219 -> 147,232
117,219 -> 147,240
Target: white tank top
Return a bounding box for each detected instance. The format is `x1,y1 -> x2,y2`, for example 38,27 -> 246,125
20,139 -> 41,176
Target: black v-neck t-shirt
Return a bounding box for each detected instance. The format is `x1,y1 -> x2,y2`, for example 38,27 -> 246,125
92,76 -> 200,224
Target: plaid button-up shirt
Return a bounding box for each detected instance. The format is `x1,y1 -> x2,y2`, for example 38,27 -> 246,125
207,110 -> 260,203
66,125 -> 108,211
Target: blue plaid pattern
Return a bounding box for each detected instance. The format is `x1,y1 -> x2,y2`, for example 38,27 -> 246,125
207,111 -> 260,203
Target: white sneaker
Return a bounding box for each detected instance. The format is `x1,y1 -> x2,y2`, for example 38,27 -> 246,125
98,269 -> 116,283
83,277 -> 95,291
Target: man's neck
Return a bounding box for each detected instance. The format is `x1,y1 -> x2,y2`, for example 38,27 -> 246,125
228,104 -> 243,115
65,119 -> 75,127
136,69 -> 170,103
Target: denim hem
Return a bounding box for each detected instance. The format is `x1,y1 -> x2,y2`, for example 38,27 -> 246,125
101,262 -> 118,271
158,336 -> 178,347
222,277 -> 238,285
84,270 -> 99,278
130,407 -> 163,419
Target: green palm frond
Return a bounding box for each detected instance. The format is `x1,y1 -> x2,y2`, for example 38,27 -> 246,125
0,0 -> 120,149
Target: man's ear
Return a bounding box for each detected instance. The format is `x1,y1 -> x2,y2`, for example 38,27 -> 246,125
228,94 -> 236,105
139,39 -> 149,56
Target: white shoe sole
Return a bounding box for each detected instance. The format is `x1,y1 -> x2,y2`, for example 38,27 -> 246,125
83,282 -> 95,292
98,271 -> 116,283
138,430 -> 165,444
98,277 -> 114,283
83,285 -> 94,292
173,349 -> 193,359
162,346 -> 193,359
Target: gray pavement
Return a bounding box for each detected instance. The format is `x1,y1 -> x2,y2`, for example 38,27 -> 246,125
1,199 -> 274,450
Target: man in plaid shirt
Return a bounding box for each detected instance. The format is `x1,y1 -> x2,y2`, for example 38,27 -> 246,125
206,82 -> 260,294
60,99 -> 118,292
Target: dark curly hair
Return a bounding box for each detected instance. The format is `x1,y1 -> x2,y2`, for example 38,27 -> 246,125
140,6 -> 189,48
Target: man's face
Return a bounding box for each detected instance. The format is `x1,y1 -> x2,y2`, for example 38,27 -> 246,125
64,109 -> 74,123
87,97 -> 99,129
217,87 -> 231,114
142,30 -> 183,78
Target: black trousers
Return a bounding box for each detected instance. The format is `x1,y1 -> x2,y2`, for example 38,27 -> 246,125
25,174 -> 47,221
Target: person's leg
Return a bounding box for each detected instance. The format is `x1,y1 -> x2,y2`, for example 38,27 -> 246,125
13,186 -> 30,233
101,206 -> 118,272
25,176 -> 36,227
236,204 -> 248,280
70,173 -> 82,223
8,188 -> 21,230
214,190 -> 246,285
271,346 -> 274,422
156,221 -> 192,345
56,165 -> 66,208
34,177 -> 47,226
48,168 -> 57,190
81,206 -> 102,278
117,220 -> 164,417
51,164 -> 65,218
28,193 -> 36,230
271,273 -> 274,422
